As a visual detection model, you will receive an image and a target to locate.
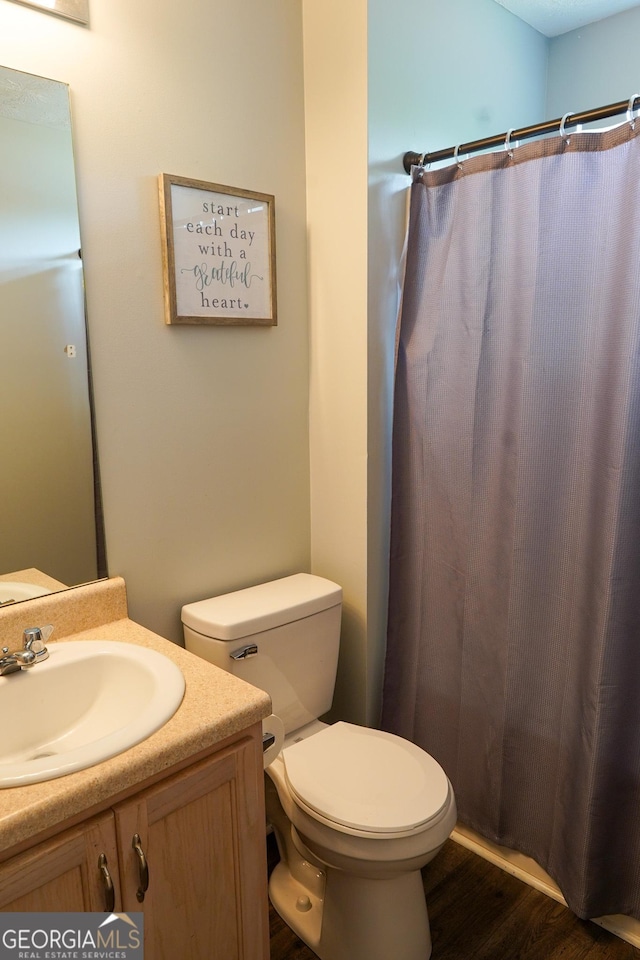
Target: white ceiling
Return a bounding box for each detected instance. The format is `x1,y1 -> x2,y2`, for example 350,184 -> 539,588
493,0 -> 640,36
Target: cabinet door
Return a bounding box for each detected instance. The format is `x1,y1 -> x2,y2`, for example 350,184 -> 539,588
0,812 -> 119,912
114,734 -> 269,960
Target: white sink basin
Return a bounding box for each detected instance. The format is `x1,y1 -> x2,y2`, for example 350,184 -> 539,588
0,640 -> 185,787
0,582 -> 52,603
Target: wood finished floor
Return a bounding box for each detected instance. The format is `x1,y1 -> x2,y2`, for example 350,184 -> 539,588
267,836 -> 639,960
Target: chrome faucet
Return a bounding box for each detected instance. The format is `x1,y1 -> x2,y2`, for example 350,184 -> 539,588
0,625 -> 52,676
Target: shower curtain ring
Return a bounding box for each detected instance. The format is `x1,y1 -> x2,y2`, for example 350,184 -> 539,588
627,94 -> 640,130
559,112 -> 575,146
504,128 -> 517,160
454,143 -> 464,169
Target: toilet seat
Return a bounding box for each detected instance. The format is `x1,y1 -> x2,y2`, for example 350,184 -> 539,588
282,722 -> 451,838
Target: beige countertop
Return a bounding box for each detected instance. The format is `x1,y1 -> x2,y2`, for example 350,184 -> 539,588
0,578 -> 271,856
0,568 -> 68,592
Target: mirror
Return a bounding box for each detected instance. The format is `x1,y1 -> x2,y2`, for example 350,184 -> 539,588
0,64 -> 104,603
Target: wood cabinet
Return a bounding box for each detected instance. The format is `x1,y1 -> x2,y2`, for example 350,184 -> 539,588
0,812 -> 117,913
0,730 -> 269,960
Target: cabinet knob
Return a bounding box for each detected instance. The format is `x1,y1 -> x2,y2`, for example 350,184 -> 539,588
132,833 -> 150,902
98,853 -> 115,913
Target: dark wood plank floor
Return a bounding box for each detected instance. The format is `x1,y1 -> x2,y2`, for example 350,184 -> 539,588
267,837 -> 639,960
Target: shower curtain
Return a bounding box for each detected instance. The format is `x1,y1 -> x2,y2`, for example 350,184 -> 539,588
382,119 -> 640,921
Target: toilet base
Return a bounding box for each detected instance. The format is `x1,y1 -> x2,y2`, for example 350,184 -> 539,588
269,860 -> 324,949
269,858 -> 432,960
265,758 -> 442,960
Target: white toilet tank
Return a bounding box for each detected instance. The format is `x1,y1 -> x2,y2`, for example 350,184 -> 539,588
182,574 -> 342,735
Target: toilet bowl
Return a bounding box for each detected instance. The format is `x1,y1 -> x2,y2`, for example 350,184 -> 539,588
182,574 -> 456,960
265,721 -> 456,960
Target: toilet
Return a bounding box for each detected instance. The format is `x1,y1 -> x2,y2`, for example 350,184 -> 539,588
182,573 -> 456,960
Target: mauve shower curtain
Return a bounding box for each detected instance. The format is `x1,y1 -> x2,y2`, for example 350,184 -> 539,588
382,120 -> 640,921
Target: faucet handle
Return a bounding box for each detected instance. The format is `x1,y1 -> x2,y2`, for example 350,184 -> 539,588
23,624 -> 53,654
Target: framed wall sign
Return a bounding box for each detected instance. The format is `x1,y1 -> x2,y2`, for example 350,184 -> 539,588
158,173 -> 277,326
7,0 -> 89,24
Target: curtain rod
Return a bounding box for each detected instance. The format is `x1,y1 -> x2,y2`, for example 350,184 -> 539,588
403,96 -> 640,174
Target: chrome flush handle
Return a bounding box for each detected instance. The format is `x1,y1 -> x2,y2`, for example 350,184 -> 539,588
229,643 -> 258,661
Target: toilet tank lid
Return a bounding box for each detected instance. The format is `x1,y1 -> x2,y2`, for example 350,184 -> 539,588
181,573 -> 342,640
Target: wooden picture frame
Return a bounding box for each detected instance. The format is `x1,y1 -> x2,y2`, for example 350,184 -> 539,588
7,0 -> 89,24
158,173 -> 277,326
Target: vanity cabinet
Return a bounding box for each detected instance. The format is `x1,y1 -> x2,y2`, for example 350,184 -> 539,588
0,730 -> 269,960
0,812 -> 117,912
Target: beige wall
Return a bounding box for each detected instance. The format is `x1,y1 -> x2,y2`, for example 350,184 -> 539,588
303,0 -> 548,726
303,0 -> 547,724
303,0 -> 370,723
0,0 -> 552,729
0,0 -> 311,643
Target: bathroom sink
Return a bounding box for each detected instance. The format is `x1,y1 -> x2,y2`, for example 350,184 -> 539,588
0,640 -> 185,787
0,582 -> 52,603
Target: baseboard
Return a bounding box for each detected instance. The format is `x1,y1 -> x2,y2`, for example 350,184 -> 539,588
452,824 -> 640,949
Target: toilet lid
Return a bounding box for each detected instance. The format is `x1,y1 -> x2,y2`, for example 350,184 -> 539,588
282,722 -> 450,835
